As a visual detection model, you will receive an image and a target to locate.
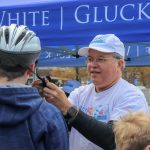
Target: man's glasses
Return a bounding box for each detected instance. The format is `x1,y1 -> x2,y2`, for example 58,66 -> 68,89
86,56 -> 116,64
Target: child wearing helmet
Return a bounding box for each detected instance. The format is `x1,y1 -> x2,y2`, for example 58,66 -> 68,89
0,24 -> 68,150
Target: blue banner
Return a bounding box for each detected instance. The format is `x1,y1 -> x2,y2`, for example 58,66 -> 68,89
0,0 -> 150,46
37,43 -> 150,67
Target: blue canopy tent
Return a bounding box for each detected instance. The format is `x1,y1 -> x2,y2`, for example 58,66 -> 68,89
0,0 -> 150,67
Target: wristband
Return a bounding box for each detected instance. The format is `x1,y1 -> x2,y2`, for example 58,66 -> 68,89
65,106 -> 79,125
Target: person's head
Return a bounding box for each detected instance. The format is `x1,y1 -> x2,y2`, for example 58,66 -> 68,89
78,34 -> 125,91
114,111 -> 150,150
0,24 -> 41,83
63,80 -> 81,97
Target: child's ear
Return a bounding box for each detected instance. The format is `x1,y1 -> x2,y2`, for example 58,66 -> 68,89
26,63 -> 35,76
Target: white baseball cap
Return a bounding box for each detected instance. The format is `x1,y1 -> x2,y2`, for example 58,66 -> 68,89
78,34 -> 125,57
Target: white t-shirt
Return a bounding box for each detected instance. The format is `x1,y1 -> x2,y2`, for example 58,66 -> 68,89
68,78 -> 149,150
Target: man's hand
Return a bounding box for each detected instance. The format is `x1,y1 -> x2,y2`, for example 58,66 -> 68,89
43,82 -> 72,115
32,79 -> 44,96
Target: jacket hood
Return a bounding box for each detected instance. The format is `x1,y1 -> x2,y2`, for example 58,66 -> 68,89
0,87 -> 43,126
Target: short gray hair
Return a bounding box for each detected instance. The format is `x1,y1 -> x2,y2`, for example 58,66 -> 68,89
113,52 -> 124,59
113,52 -> 125,70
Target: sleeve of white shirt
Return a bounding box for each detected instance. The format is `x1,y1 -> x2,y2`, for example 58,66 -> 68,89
110,89 -> 149,121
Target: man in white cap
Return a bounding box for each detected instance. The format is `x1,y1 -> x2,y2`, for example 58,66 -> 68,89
42,34 -> 149,150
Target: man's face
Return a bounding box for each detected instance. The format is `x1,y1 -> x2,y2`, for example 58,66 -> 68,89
87,49 -> 123,91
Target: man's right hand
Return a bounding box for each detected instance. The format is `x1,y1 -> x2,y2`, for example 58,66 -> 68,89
43,82 -> 72,115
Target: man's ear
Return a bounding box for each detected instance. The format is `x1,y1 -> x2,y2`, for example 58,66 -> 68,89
26,63 -> 35,76
144,145 -> 150,150
117,59 -> 125,71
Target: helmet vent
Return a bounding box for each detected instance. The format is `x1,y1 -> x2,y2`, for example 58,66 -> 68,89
15,30 -> 26,45
5,28 -> 9,44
